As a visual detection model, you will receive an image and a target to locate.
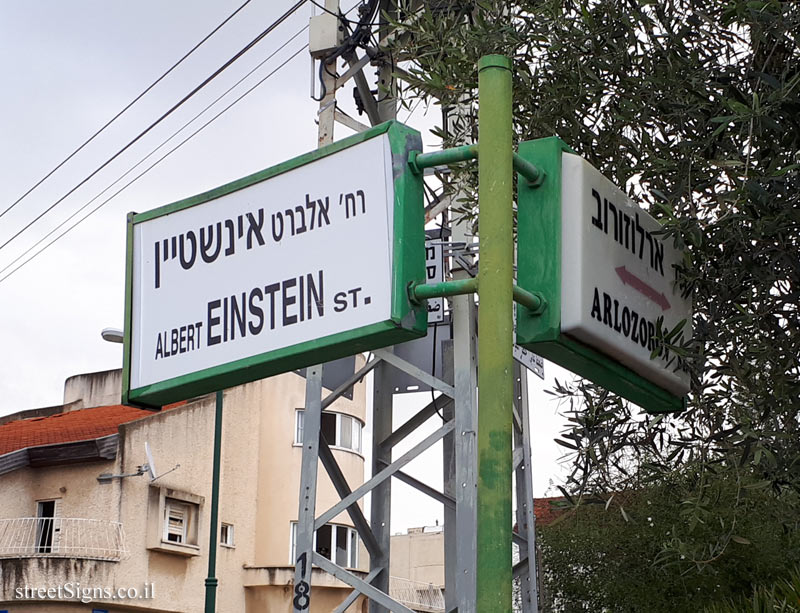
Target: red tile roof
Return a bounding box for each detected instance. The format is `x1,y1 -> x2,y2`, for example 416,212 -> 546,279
534,496 -> 568,526
0,403 -> 184,456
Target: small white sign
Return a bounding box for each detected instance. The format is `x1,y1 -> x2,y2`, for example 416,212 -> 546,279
130,135 -> 395,389
513,345 -> 545,380
560,153 -> 692,396
424,239 -> 445,323
512,303 -> 545,379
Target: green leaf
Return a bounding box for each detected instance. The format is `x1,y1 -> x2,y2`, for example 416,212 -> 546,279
743,480 -> 773,490
555,438 -> 579,450
727,99 -> 751,115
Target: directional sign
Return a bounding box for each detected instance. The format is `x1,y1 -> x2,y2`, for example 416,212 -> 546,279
516,137 -> 691,413
560,152 -> 691,396
122,121 -> 426,408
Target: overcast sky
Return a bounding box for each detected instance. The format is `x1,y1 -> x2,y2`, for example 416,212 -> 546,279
0,0 -> 572,530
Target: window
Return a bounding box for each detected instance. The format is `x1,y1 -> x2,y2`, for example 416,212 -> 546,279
220,523 -> 234,547
295,409 -> 304,444
291,522 -> 359,569
147,486 -> 203,556
163,499 -> 194,544
295,410 -> 362,454
320,412 -> 336,446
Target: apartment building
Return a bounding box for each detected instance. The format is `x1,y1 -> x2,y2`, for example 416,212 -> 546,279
0,367 -> 368,612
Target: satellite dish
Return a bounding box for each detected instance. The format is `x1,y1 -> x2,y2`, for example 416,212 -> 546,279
144,442 -> 158,481
96,442 -> 178,483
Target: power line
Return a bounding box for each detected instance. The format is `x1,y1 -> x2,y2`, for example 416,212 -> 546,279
0,26 -> 308,282
0,42 -> 309,286
0,0 -> 309,255
0,0 -> 255,222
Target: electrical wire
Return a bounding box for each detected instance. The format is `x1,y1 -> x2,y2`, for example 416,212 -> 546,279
0,0 -> 255,222
0,0 -> 309,255
402,96 -> 425,124
0,25 -> 309,282
431,321 -> 445,421
429,214 -> 448,421
0,42 -> 308,286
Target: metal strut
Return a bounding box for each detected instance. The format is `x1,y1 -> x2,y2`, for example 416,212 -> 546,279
294,16 -> 540,608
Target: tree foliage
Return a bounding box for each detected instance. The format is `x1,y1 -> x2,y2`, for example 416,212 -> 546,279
389,0 -> 800,608
704,565 -> 800,612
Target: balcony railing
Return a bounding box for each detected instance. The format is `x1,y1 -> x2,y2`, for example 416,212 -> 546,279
389,576 -> 445,613
0,518 -> 127,561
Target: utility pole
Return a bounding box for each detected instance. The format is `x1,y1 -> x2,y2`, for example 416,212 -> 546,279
293,2 -> 541,609
292,1 -> 339,608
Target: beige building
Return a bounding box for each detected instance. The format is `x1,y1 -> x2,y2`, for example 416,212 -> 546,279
390,526 -> 444,588
0,367 -> 368,612
389,526 -> 445,613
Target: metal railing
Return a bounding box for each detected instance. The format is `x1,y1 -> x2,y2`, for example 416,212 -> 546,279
389,576 -> 445,613
0,518 -> 127,561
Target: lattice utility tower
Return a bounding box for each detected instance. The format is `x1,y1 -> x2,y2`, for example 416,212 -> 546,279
292,2 -> 541,611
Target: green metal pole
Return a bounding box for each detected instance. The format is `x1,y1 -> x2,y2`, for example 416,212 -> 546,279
204,390 -> 223,613
409,144 -> 479,174
476,54 -> 514,612
513,152 -> 545,186
409,277 -> 479,303
513,284 -> 547,315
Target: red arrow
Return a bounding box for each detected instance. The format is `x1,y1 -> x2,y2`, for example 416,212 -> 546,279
615,266 -> 671,311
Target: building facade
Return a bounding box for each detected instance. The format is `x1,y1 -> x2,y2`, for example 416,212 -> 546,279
0,367 -> 368,612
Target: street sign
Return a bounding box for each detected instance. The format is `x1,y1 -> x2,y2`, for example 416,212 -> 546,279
512,304 -> 545,380
425,236 -> 445,323
513,345 -> 545,380
122,121 -> 426,407
516,137 -> 691,413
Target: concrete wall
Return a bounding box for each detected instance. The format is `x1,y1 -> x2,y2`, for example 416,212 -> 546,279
0,461 -> 120,522
114,395 -> 236,612
63,369 -> 123,410
243,567 -> 367,612
390,527 -> 445,587
0,558 -> 150,611
245,584 -> 368,613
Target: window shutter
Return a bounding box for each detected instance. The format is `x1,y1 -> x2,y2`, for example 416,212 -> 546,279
166,502 -> 186,543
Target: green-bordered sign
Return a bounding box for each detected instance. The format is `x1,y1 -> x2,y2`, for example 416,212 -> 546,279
123,121 -> 426,408
516,137 -> 692,413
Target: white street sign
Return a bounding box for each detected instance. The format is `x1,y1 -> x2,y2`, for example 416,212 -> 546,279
424,239 -> 445,323
129,134 -> 395,390
560,153 -> 692,396
513,345 -> 545,380
512,304 -> 545,380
